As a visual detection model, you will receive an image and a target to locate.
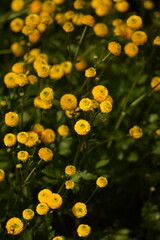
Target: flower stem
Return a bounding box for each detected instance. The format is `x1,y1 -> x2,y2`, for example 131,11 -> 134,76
85,186 -> 98,204
74,26 -> 88,62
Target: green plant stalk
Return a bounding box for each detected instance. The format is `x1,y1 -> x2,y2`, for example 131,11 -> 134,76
96,52 -> 111,68
22,159 -> 43,187
85,186 -> 98,204
74,26 -> 88,62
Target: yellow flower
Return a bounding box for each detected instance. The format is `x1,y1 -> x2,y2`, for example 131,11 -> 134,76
60,61 -> 72,74
52,237 -> 63,240
37,23 -> 47,33
60,94 -> 77,111
17,132 -> 29,144
40,87 -> 54,102
36,203 -> 49,215
29,0 -> 42,14
93,23 -> 108,37
0,169 -> 5,182
75,59 -> 87,71
100,100 -> 113,113
10,18 -> 24,32
143,0 -> 154,9
22,25 -> 34,36
5,217 -> 24,235
151,76 -> 160,91
57,125 -> 69,136
42,0 -> 56,14
72,202 -> 87,218
5,112 -> 19,127
153,36 -> 160,46
29,29 -> 41,43
96,176 -> 108,188
36,64 -> 50,78
63,21 -> 74,32
25,14 -> 40,28
11,41 -> 25,57
12,62 -> 25,74
92,85 -> 108,102
81,15 -> 95,27
34,96 -> 43,108
4,133 -> 17,147
79,98 -> 93,111
74,0 -> 85,9
74,119 -> 91,135
11,0 -> 25,12
15,73 -> 28,86
77,224 -> 91,237
124,42 -> 139,57
108,41 -> 121,56
16,163 -> 22,169
131,31 -> 148,45
46,193 -> 63,209
54,0 -> 65,4
28,75 -> 38,84
31,123 -> 44,135
65,180 -> 75,189
38,189 -> 52,203
4,72 -> 18,88
22,209 -> 35,220
156,129 -> 160,135
50,64 -> 64,80
85,67 -> 96,77
25,131 -> 39,147
129,125 -> 143,139
41,128 -> 56,144
115,1 -> 130,12
41,100 -> 53,110
65,165 -> 76,176
126,15 -> 143,30
17,151 -> 29,162
38,147 -> 53,161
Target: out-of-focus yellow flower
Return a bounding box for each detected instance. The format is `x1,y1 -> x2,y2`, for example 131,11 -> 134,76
0,169 -> 5,182
108,41 -> 121,56
150,76 -> 160,91
57,125 -> 69,136
41,128 -> 56,144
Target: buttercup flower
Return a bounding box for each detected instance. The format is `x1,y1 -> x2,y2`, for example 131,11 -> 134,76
77,224 -> 91,237
93,23 -> 108,37
22,209 -> 35,220
79,98 -> 93,111
60,94 -> 77,111
4,133 -> 17,147
74,119 -> 91,135
92,85 -> 108,102
36,203 -> 49,215
50,64 -> 64,80
65,180 -> 75,189
115,1 -> 130,12
153,36 -> 160,46
57,125 -> 69,136
72,202 -> 87,218
151,76 -> 160,91
126,15 -> 143,30
65,165 -> 76,176
108,41 -> 121,56
63,21 -> 74,32
38,189 -> 52,203
52,237 -> 63,240
25,131 -> 39,147
85,67 -> 96,77
5,112 -> 19,127
131,31 -> 148,45
10,18 -> 24,32
17,151 -> 29,162
129,125 -> 143,139
31,123 -> 44,135
100,100 -> 113,113
17,132 -> 29,144
124,42 -> 139,57
46,193 -> 63,209
5,217 -> 24,235
41,128 -> 56,144
96,176 -> 108,188
0,169 -> 5,182
38,147 -> 53,161
25,14 -> 40,28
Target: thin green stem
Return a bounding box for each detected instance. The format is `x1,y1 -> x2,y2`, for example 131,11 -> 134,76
58,181 -> 65,194
95,52 -> 111,68
74,26 -> 88,62
85,186 -> 98,204
78,77 -> 90,96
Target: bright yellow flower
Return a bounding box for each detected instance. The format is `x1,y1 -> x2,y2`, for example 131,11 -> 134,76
17,151 -> 29,162
74,119 -> 91,135
115,1 -> 130,12
36,64 -> 50,78
150,76 -> 160,91
29,29 -> 41,43
10,18 -> 24,32
143,0 -> 154,9
65,165 -> 76,176
52,237 -> 63,240
72,202 -> 87,218
0,169 -> 5,182
63,21 -> 74,32
153,36 -> 160,46
17,132 -> 29,144
108,41 -> 121,56
85,67 -> 96,77
42,0 -> 56,14
41,128 -> 56,144
28,75 -> 38,84
77,224 -> 91,237
29,0 -> 42,14
46,193 -> 63,209
50,64 -> 64,80
60,61 -> 72,74
38,189 -> 52,203
31,123 -> 44,135
11,0 -> 25,12
5,217 -> 24,235
65,180 -> 75,189
57,125 -> 69,136
81,15 -> 95,27
5,112 -> 19,127
96,176 -> 108,188
126,15 -> 143,30
124,42 -> 139,57
129,125 -> 143,139
38,147 -> 53,161
25,131 -> 39,147
4,133 -> 17,147
92,85 -> 108,103
131,31 -> 148,45
22,25 -> 34,36
25,14 -> 40,28
73,0 -> 85,9
93,23 -> 108,37
36,203 -> 49,215
100,100 -> 113,113
79,98 -> 93,111
4,72 -> 18,88
40,87 -> 54,102
22,209 -> 35,220
60,94 -> 77,111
